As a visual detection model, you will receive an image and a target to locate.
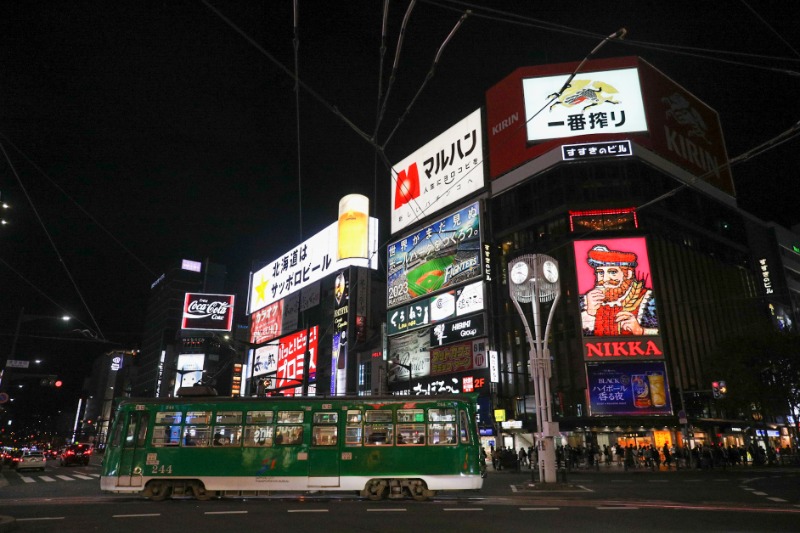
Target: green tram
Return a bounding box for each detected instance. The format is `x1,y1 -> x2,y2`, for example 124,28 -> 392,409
100,394 -> 483,501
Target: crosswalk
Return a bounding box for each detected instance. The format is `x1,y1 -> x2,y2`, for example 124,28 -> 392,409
16,472 -> 100,484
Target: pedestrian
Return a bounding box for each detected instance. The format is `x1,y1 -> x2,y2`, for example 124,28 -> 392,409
518,447 -> 528,468
662,443 -> 672,469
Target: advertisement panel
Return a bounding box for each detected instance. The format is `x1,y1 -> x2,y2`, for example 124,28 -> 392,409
276,326 -> 319,397
390,109 -> 485,234
523,67 -> 647,142
331,271 -> 349,395
387,202 -> 482,308
252,343 -> 278,378
574,237 -> 664,360
485,56 -> 733,196
249,217 -> 379,314
430,337 -> 488,375
387,280 -> 485,336
586,361 -> 673,416
181,293 -> 235,331
174,353 -> 205,395
430,314 -> 485,348
387,329 -> 430,383
249,300 -> 283,344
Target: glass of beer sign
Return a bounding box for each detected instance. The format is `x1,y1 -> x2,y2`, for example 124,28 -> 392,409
338,194 -> 369,260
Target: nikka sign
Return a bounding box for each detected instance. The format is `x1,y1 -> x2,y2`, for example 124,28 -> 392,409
182,293 -> 235,331
583,336 -> 665,361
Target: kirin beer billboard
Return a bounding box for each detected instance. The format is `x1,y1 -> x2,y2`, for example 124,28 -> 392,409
182,293 -> 235,331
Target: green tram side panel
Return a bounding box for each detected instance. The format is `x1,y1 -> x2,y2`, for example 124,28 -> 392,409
104,395 -> 481,482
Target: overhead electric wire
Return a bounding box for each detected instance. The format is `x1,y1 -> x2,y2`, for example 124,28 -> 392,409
0,139 -> 107,341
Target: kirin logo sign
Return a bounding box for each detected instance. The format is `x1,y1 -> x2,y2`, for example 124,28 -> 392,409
182,293 -> 235,331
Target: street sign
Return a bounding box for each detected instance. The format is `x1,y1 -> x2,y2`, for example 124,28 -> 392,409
5,359 -> 29,368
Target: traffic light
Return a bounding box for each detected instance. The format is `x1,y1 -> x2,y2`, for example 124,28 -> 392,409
40,375 -> 61,387
718,380 -> 727,398
712,381 -> 723,399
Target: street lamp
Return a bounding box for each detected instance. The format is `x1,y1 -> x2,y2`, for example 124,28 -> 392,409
508,254 -> 561,484
388,358 -> 413,394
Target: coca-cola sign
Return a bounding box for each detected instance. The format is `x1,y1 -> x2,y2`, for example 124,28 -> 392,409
182,293 -> 235,331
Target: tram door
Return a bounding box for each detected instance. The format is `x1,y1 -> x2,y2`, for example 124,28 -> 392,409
308,410 -> 340,487
116,410 -> 150,487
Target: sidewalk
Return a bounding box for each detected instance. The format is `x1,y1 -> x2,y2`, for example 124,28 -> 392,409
487,460 -> 800,476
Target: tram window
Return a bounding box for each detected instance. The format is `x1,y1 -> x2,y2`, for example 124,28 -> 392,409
155,412 -> 182,425
428,422 -> 457,445
124,415 -> 137,447
185,411 -> 211,425
152,425 -> 181,446
109,417 -> 123,447
428,408 -> 456,422
346,410 -> 362,423
396,424 -> 425,445
244,425 -> 273,447
247,410 -> 274,424
365,410 -> 392,423
183,426 -> 212,447
313,412 -> 338,424
345,425 -> 363,447
459,411 -> 470,443
137,413 -> 150,446
365,423 -> 393,446
397,409 -> 424,423
215,411 -> 242,424
277,411 -> 304,424
312,426 -> 338,446
275,425 -> 303,445
212,426 -> 242,446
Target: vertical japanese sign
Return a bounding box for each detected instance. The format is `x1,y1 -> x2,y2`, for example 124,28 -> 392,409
276,326 -> 318,396
331,271 -> 349,395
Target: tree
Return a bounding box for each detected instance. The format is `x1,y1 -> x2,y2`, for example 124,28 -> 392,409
704,327 -> 800,427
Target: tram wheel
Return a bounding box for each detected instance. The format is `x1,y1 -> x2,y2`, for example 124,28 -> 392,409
192,483 -> 213,501
148,481 -> 171,501
364,479 -> 388,501
409,480 -> 432,501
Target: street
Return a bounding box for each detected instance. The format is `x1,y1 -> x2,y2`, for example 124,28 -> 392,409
2,456 -> 800,532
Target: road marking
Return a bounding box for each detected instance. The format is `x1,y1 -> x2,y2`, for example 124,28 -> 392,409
741,487 -> 755,491
35,476 -> 54,482
752,491 -> 768,496
287,509 -> 328,513
767,497 -> 787,502
205,511 -> 248,515
16,517 -> 65,521
684,479 -> 702,482
444,508 -> 482,511
113,514 -> 161,518
366,509 -> 406,512
597,506 -> 639,510
56,475 -> 74,481
648,479 -> 668,483
520,507 -> 560,511
73,474 -> 94,480
611,479 -> 632,482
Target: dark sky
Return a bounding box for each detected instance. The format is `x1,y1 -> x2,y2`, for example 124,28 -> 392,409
2,1 -> 799,403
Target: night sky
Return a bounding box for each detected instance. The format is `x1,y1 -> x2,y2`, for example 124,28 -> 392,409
1,1 -> 799,411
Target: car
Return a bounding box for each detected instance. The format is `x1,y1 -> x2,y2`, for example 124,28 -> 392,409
12,451 -> 47,472
60,443 -> 92,466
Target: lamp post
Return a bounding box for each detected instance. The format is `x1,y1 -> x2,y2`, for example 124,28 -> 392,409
508,255 -> 561,483
1,307 -> 71,390
388,359 -> 413,395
